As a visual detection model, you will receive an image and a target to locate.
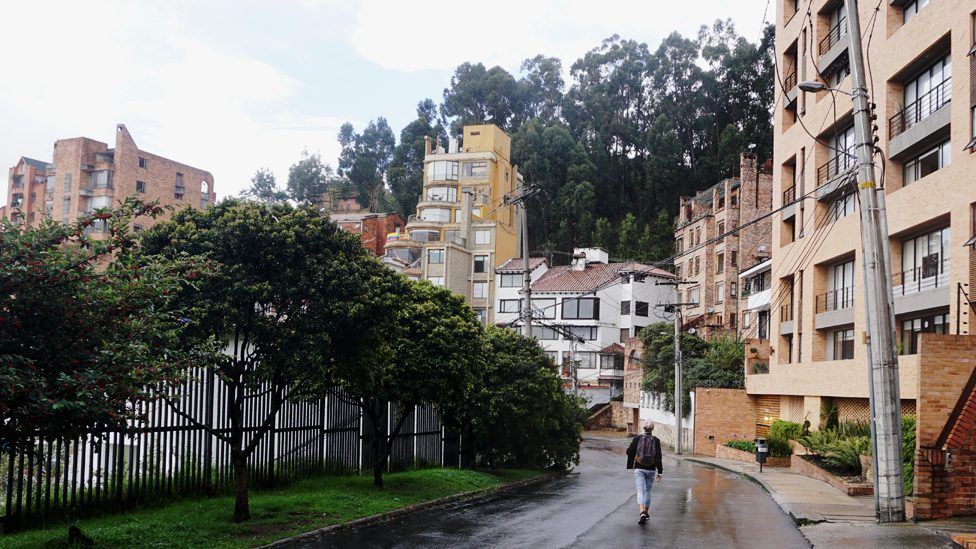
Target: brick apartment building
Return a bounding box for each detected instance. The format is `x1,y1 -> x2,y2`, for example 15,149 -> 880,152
5,124 -> 215,234
673,153 -> 773,341
735,0 -> 976,519
330,212 -> 404,257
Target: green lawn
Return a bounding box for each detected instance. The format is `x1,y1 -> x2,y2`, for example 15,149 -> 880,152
1,468 -> 544,548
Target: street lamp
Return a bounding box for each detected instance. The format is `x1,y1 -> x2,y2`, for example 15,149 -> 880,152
798,80 -> 853,96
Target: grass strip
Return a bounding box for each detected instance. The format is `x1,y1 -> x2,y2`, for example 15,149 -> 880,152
2,468 -> 544,549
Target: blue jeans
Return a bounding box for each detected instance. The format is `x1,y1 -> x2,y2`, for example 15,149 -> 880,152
635,469 -> 656,508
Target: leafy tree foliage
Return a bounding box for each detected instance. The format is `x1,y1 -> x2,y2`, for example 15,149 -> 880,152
441,63 -> 526,136
139,200 -> 396,521
0,199 -> 218,450
286,149 -> 334,206
337,118 -> 396,212
240,168 -> 288,204
387,100 -> 446,219
464,327 -> 586,470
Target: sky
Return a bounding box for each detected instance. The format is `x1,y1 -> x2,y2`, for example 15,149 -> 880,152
0,0 -> 772,206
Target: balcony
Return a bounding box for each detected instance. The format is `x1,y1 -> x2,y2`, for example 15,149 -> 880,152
888,79 -> 951,161
818,18 -> 847,56
780,303 -> 794,335
814,286 -> 854,330
818,18 -> 850,80
892,257 -> 951,316
816,153 -> 856,201
782,186 -> 796,220
889,79 -> 951,139
784,68 -> 798,110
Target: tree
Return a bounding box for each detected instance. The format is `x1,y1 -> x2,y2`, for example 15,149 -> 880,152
388,101 -> 446,220
338,118 -> 396,212
637,322 -> 707,415
286,149 -> 334,206
465,327 -> 586,470
0,198 -> 218,450
317,279 -> 483,487
519,55 -> 565,123
138,200 -> 397,521
441,63 -> 527,136
240,168 -> 287,204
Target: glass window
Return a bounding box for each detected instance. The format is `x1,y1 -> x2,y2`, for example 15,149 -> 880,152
136,180 -> 146,193
409,230 -> 440,242
532,298 -> 556,319
901,226 -> 950,283
138,157 -> 147,169
427,276 -> 444,287
427,160 -> 458,181
900,312 -> 948,354
500,273 -> 521,287
474,309 -> 487,324
89,196 -> 112,210
829,190 -> 857,221
620,328 -> 630,343
903,0 -> 930,23
88,170 -> 113,189
64,173 -> 72,192
531,326 -> 558,340
474,255 -> 488,273
716,282 -> 724,303
576,352 -> 597,369
475,230 -> 491,245
562,298 -> 599,320
568,326 -> 598,340
462,161 -> 488,177
635,301 -> 649,317
499,299 -> 520,313
419,207 -> 452,223
473,282 -> 488,299
427,249 -> 445,264
832,329 -> 854,360
717,253 -> 724,273
830,260 -> 855,310
904,141 -> 950,185
620,301 -> 631,315
427,186 -> 458,202
689,287 -> 700,305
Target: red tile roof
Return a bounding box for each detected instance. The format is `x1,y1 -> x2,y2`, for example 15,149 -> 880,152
532,261 -> 673,293
496,257 -> 549,272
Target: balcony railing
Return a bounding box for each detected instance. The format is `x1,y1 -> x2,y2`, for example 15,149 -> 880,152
818,17 -> 847,56
889,78 -> 951,139
815,286 -> 854,314
817,150 -> 856,186
784,67 -> 797,91
783,185 -> 796,206
780,303 -> 794,322
892,257 -> 950,297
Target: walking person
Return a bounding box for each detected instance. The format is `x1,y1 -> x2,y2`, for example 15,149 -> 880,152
626,419 -> 663,525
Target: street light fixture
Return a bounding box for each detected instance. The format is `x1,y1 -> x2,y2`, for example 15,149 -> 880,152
798,80 -> 853,96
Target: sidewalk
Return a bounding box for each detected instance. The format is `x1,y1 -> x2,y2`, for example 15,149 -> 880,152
677,451 -> 976,548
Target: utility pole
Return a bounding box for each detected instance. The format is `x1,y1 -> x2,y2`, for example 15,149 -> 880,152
502,175 -> 538,338
845,0 -> 905,522
673,305 -> 683,455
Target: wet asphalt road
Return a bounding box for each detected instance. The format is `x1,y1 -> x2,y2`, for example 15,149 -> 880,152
284,435 -> 810,548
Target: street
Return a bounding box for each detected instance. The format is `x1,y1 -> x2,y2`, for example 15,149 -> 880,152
282,434 -> 810,548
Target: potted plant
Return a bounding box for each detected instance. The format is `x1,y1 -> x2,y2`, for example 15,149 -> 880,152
749,347 -> 759,358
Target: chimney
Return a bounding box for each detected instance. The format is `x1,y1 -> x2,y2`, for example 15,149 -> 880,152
448,138 -> 459,154
572,251 -> 588,271
424,136 -> 432,155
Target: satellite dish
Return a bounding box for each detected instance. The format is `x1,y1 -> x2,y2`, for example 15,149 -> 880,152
688,328 -> 696,334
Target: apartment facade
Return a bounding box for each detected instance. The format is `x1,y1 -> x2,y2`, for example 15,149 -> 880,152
384,124 -> 521,323
4,125 -> 215,233
760,1 -> 974,440
494,248 -> 675,402
330,212 -> 404,257
673,153 -> 773,341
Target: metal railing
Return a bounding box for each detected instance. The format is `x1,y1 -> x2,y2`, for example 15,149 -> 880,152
815,286 -> 854,313
784,67 -> 797,91
818,17 -> 847,56
780,303 -> 794,322
892,257 -> 950,296
817,150 -> 856,186
783,186 -> 796,206
889,78 -> 951,139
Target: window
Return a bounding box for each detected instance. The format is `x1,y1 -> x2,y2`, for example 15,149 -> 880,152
717,253 -> 724,273
474,309 -> 487,324
901,226 -> 950,285
138,157 -> 147,169
201,181 -> 209,194
136,180 -> 146,193
635,301 -> 649,317
568,326 -> 598,340
88,170 -> 113,189
570,352 -> 597,369
409,230 -> 440,242
828,260 -> 855,311
729,313 -> 736,329
562,298 -> 599,320
689,287 -> 700,305
62,197 -> 71,218
675,238 -> 683,254
462,161 -> 488,177
621,301 -> 631,315
473,282 -> 488,299
427,186 -> 458,202
675,264 -> 682,278
695,256 -> 701,275
474,255 -> 488,273
175,192 -> 184,200
531,326 -> 558,340
904,141 -> 950,185
717,222 -> 725,239
427,276 -> 444,287
500,273 -> 520,287
744,312 -> 751,328
716,282 -> 724,303
731,281 -> 737,297
832,328 -> 855,360
475,230 -> 491,245
620,328 -> 630,343
829,190 -> 857,221
64,173 -> 71,192
175,173 -> 183,187
829,126 -> 857,178
900,53 -> 951,134
427,249 -> 445,264
89,195 -> 112,211
731,251 -> 737,268
427,160 -> 458,181
900,312 -> 948,354
903,0 -> 930,23
419,207 -> 452,223
499,299 -> 521,313
133,224 -> 143,232
532,298 -> 556,319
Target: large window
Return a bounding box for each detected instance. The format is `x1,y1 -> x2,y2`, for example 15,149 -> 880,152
904,141 -> 950,185
499,299 -> 520,313
568,352 -> 597,369
427,160 -> 458,181
900,53 -> 951,134
829,125 -> 857,177
716,282 -> 724,303
88,170 -> 113,189
532,298 -> 556,319
620,301 -> 631,315
901,226 -> 950,285
474,255 -> 488,273
829,190 -> 857,221
635,301 -> 649,317
562,297 -> 600,320
419,207 -> 452,223
567,326 -> 598,341
473,282 -> 488,299
462,161 -> 488,177
531,326 -> 558,340
827,259 -> 856,311
903,0 -> 930,24
500,273 -> 520,287
900,312 -> 948,354
475,230 -> 491,245
689,287 -> 700,305
409,230 -> 440,242
832,328 -> 855,360
426,186 -> 458,202
427,276 -> 444,287
427,249 -> 444,264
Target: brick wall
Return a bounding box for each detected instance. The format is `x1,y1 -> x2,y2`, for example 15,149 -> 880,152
693,388 -> 756,456
913,334 -> 976,520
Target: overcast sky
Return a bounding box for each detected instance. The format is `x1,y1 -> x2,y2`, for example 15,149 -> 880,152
0,0 -> 771,205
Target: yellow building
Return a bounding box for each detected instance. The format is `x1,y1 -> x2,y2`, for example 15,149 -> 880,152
384,124 -> 521,323
755,0 -> 975,428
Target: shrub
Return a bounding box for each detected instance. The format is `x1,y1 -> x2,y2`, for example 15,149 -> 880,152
725,439 -> 756,453
766,432 -> 793,458
799,429 -> 839,454
822,436 -> 871,471
838,419 -> 871,438
751,361 -> 769,374
771,420 -> 804,441
903,415 -> 916,495
820,401 -> 839,430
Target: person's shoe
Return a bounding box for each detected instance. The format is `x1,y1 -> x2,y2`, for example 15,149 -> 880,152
638,512 -> 648,525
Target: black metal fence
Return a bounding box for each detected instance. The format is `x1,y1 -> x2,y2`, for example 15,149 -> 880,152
1,370 -> 462,532
889,78 -> 951,139
818,17 -> 847,56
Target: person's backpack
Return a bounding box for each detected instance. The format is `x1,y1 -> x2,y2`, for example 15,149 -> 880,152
635,435 -> 657,467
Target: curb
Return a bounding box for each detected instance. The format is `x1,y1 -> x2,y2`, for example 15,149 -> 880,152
258,473 -> 559,548
682,457 -> 826,526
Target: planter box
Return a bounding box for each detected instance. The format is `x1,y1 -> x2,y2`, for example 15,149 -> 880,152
791,455 -> 874,496
716,444 -> 791,467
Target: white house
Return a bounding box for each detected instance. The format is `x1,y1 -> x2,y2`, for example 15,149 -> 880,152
495,248 -> 675,404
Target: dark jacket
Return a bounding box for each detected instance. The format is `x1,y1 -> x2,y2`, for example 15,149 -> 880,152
626,433 -> 663,474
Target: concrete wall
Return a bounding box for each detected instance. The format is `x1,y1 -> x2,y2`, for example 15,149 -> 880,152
693,388 -> 757,457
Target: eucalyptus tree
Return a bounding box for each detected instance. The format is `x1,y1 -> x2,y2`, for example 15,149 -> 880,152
337,118 -> 396,212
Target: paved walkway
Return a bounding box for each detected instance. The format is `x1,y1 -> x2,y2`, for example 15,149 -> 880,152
672,449 -> 976,548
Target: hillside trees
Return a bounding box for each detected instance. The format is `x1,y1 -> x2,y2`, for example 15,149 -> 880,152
387,100 -> 446,219
338,118 -> 396,212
